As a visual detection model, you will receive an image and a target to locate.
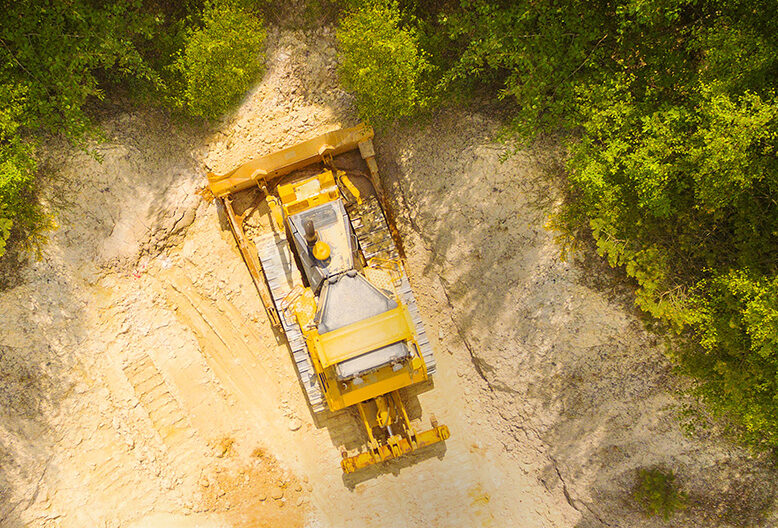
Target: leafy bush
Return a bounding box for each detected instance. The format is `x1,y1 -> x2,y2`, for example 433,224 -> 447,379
0,0 -> 269,260
0,143 -> 40,256
434,0 -> 613,138
0,1 -> 160,259
685,271 -> 778,446
340,0 -> 778,450
336,1 -> 432,125
554,4 -> 778,447
563,79 -> 778,447
0,84 -> 34,255
633,468 -> 688,520
171,2 -> 267,120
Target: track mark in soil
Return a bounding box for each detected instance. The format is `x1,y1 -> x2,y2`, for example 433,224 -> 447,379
123,355 -> 198,469
67,421 -> 157,518
153,271 -> 285,435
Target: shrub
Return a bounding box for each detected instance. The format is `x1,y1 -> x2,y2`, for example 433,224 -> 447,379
171,2 -> 267,120
334,0 -> 778,450
0,1 -> 160,259
0,84 -> 33,257
0,1 -> 270,261
0,145 -> 37,257
336,1 -> 432,125
633,467 -> 688,520
564,85 -> 778,447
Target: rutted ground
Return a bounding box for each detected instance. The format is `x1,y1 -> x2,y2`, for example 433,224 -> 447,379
1,25 -> 776,528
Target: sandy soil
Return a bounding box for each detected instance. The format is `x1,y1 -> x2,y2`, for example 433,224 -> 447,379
1,26 -> 776,528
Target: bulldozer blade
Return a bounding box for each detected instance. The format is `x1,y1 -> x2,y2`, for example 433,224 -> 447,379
207,123 -> 375,198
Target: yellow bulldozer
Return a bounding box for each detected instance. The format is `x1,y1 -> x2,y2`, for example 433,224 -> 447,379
206,124 -> 449,473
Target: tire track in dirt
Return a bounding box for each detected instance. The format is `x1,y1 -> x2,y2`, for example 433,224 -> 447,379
114,269 -> 313,526
66,422 -> 156,518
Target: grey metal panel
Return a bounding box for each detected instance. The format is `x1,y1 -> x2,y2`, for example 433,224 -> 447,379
315,272 -> 408,380
335,341 -> 410,380
316,273 -> 397,334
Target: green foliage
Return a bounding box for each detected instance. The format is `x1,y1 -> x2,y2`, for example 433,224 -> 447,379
342,0 -> 778,451
551,2 -> 778,449
633,467 -> 688,520
335,0 -> 778,448
0,83 -> 35,253
0,1 -> 161,144
0,0 -> 268,260
336,1 -> 432,125
170,1 -> 267,119
684,271 -> 778,446
563,72 -> 778,448
437,0 -> 614,137
0,1 -> 163,257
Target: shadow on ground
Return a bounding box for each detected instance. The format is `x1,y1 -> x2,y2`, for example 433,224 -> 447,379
375,108 -> 778,528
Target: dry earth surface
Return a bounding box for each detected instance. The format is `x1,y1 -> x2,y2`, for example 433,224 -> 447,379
1,25 -> 777,528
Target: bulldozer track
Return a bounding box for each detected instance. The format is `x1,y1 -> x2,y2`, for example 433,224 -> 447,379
397,274 -> 437,375
256,233 -> 326,413
73,425 -> 143,503
347,196 -> 400,262
347,196 -> 437,375
156,273 -> 284,420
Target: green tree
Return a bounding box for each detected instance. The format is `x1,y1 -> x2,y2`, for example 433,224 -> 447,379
170,1 -> 267,120
0,0 -> 268,260
334,0 -> 778,448
0,0 -> 160,258
337,1 -> 432,125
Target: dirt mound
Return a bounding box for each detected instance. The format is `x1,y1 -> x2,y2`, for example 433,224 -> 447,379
196,441 -> 307,528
